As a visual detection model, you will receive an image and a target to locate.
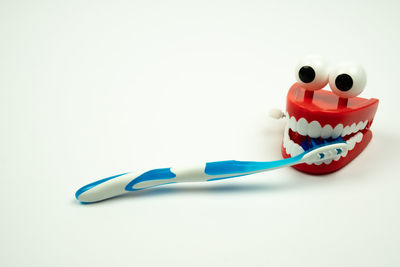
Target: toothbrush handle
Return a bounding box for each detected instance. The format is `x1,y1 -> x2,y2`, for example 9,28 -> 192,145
75,157 -> 302,203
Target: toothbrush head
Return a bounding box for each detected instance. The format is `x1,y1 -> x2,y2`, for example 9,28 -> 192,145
299,137 -> 348,166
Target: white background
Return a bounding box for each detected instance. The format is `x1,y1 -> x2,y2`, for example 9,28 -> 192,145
1,0 -> 400,266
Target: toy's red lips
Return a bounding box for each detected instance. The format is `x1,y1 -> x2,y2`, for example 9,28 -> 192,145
281,83 -> 379,174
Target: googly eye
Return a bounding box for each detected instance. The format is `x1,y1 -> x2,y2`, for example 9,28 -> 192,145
295,55 -> 329,91
329,62 -> 366,98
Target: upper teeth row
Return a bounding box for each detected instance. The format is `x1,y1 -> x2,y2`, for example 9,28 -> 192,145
286,113 -> 368,138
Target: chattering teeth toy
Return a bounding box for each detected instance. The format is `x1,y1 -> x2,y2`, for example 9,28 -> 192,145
280,55 -> 379,174
75,56 -> 378,203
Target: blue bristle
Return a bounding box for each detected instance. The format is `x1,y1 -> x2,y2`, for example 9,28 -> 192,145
301,140 -> 312,150
314,138 -> 324,145
301,136 -> 345,151
310,138 -> 317,147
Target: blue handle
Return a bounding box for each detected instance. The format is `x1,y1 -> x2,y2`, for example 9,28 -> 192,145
75,154 -> 305,203
124,168 -> 176,191
205,154 -> 304,176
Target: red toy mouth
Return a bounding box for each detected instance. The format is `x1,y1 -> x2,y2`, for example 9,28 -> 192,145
281,83 -> 379,174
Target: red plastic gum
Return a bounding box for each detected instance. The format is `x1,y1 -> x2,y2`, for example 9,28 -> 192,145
281,83 -> 379,174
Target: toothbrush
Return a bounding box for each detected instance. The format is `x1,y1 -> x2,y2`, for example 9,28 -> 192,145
75,138 -> 347,203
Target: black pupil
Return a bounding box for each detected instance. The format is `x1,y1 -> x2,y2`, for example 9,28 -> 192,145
298,66 -> 315,83
335,74 -> 353,91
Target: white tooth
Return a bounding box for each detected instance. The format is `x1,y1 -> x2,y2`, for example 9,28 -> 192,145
344,132 -> 364,152
308,121 -> 322,138
289,116 -> 297,131
284,137 -> 289,149
350,123 -> 357,134
321,124 -> 333,139
283,126 -> 289,148
356,121 -> 364,131
314,161 -> 323,165
347,139 -> 356,150
297,118 -> 308,136
355,132 -> 363,143
332,124 -> 343,139
362,120 -> 368,129
334,154 -> 341,161
291,144 -> 304,156
323,159 -> 332,165
341,148 -> 348,157
286,139 -> 293,154
298,145 -> 305,155
342,125 -> 351,137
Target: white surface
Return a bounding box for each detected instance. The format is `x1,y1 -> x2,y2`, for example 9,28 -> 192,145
1,0 -> 400,266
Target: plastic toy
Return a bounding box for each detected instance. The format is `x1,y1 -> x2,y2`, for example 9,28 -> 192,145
75,55 -> 379,203
281,55 -> 378,174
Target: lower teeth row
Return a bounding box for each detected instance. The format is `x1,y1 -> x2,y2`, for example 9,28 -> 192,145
283,126 -> 364,165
